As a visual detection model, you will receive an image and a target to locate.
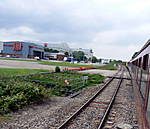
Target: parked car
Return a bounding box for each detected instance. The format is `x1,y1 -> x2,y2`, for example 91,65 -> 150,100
66,57 -> 77,62
34,56 -> 41,60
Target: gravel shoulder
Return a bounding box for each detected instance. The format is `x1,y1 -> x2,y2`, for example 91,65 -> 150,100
79,69 -> 117,77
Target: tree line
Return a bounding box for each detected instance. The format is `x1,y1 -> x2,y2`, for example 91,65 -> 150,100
72,51 -> 99,63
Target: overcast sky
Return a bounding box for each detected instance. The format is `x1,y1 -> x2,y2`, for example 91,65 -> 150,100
0,0 -> 150,61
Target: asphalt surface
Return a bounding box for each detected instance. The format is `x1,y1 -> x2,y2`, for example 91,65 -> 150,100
0,60 -> 56,70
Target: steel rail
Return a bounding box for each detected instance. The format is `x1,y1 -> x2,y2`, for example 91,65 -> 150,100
97,69 -> 124,129
107,76 -> 131,80
57,69 -> 121,129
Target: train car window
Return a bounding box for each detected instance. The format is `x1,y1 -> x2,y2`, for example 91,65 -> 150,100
140,70 -> 148,101
136,59 -> 138,66
138,57 -> 142,67
147,54 -> 150,72
139,56 -> 149,101
143,54 -> 149,70
138,68 -> 142,87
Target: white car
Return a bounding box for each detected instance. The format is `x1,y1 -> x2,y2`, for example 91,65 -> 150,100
34,56 -> 40,60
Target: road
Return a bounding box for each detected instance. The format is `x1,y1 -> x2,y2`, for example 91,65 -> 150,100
0,60 -> 56,70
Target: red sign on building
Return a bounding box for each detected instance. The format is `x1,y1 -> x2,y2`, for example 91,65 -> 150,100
13,42 -> 22,51
44,43 -> 48,47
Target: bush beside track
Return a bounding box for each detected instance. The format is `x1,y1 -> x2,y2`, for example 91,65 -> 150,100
0,77 -> 51,114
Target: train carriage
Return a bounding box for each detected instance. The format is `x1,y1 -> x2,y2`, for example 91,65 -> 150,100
129,39 -> 150,129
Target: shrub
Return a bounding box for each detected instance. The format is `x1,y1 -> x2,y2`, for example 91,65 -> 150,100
55,66 -> 60,73
0,78 -> 51,114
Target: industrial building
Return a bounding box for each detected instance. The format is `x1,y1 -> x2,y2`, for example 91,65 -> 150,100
3,41 -> 44,58
44,42 -> 93,59
1,41 -> 94,61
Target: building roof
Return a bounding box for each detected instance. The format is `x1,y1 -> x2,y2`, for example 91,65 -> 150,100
45,42 -> 71,52
3,41 -> 44,48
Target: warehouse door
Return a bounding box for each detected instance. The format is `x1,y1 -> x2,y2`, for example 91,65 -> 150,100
33,51 -> 42,58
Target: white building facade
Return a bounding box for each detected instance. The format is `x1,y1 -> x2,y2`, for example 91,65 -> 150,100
44,42 -> 72,54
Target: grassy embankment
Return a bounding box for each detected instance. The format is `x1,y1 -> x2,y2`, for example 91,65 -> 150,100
0,58 -> 118,70
0,68 -> 105,117
0,68 -> 49,77
96,61 -> 117,70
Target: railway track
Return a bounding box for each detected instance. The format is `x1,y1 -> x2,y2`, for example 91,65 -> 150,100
57,68 -> 124,129
101,69 -> 138,129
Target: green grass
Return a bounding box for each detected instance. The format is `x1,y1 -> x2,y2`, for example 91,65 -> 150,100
96,61 -> 117,70
0,68 -> 50,76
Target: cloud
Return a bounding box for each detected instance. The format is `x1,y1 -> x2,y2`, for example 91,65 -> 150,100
0,0 -> 150,60
87,43 -> 142,61
0,26 -> 70,42
0,26 -> 38,41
